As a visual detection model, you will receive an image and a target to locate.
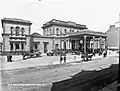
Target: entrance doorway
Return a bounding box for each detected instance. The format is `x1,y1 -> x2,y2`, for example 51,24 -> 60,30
43,42 -> 48,53
64,42 -> 66,50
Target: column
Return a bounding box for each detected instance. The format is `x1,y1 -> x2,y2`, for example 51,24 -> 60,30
19,43 -> 21,52
68,40 -> 70,49
93,36 -> 95,52
70,41 -> 72,50
99,37 -> 102,50
75,40 -> 76,49
67,40 -> 68,49
52,39 -> 54,50
69,38 -> 72,50
84,35 -> 87,54
13,43 -> 15,52
105,37 -> 107,49
14,43 -> 16,52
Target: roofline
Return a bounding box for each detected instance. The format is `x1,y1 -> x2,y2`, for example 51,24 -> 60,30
1,18 -> 32,27
41,19 -> 88,29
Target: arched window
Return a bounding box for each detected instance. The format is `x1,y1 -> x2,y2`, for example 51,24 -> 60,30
16,26 -> 20,36
50,28 -> 52,35
64,29 -> 67,34
10,27 -> 13,35
56,28 -> 59,35
21,28 -> 24,36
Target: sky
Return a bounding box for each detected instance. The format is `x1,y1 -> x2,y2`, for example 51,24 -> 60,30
0,0 -> 120,41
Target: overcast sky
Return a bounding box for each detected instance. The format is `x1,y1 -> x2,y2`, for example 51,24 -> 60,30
0,0 -> 120,41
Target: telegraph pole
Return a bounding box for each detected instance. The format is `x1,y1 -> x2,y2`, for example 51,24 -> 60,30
116,12 -> 120,84
60,28 -> 62,63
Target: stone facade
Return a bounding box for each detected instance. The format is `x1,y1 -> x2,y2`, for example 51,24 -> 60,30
32,19 -> 107,53
1,18 -> 107,54
106,25 -> 119,50
1,18 -> 32,54
0,42 -> 2,53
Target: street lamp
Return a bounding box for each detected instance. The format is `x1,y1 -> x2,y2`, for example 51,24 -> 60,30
117,27 -> 120,84
60,28 -> 62,63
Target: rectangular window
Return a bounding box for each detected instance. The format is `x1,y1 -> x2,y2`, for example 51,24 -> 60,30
15,44 -> 19,49
16,30 -> 19,36
55,44 -> 59,49
64,29 -> 67,34
10,44 -> 13,50
21,43 -> 24,49
34,44 -> 38,49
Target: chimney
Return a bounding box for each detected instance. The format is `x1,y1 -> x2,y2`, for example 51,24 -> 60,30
110,25 -> 115,29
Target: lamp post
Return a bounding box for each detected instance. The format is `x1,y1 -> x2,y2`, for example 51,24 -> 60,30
117,27 -> 120,84
60,28 -> 62,63
115,13 -> 120,90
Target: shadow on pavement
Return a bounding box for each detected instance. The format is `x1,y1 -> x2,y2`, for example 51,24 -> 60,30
51,64 -> 118,91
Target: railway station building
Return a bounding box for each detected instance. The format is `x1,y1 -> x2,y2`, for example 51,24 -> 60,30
1,18 -> 107,54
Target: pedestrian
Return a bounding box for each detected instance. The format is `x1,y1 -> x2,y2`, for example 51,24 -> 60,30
103,50 -> 107,57
7,53 -> 10,62
74,55 -> 76,61
7,53 -> 12,62
60,56 -> 63,63
23,53 -> 26,60
64,56 -> 66,63
10,53 -> 12,62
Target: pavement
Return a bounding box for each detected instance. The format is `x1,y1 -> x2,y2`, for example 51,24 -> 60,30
0,52 -> 119,91
0,51 -> 119,71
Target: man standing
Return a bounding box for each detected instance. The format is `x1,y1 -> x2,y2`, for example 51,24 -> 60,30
7,53 -> 12,62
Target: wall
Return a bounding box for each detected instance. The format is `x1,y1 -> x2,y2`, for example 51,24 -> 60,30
33,37 -> 54,53
43,25 -> 81,36
106,25 -> 119,49
3,23 -> 30,35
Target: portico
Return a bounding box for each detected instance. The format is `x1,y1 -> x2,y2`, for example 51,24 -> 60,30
61,30 -> 107,54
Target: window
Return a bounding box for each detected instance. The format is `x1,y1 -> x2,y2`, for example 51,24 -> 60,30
21,28 -> 24,36
72,30 -> 74,32
10,27 -> 13,35
56,28 -> 59,35
34,44 -> 38,49
10,43 -> 13,50
47,29 -> 49,35
16,26 -> 19,36
56,28 -> 59,30
21,43 -> 24,49
64,29 -> 67,34
50,28 -> 52,35
15,43 -> 19,49
55,44 -> 59,49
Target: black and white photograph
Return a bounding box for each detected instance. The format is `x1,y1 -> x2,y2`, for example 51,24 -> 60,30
0,0 -> 120,91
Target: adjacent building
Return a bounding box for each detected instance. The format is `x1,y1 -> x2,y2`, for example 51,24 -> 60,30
106,25 -> 119,50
